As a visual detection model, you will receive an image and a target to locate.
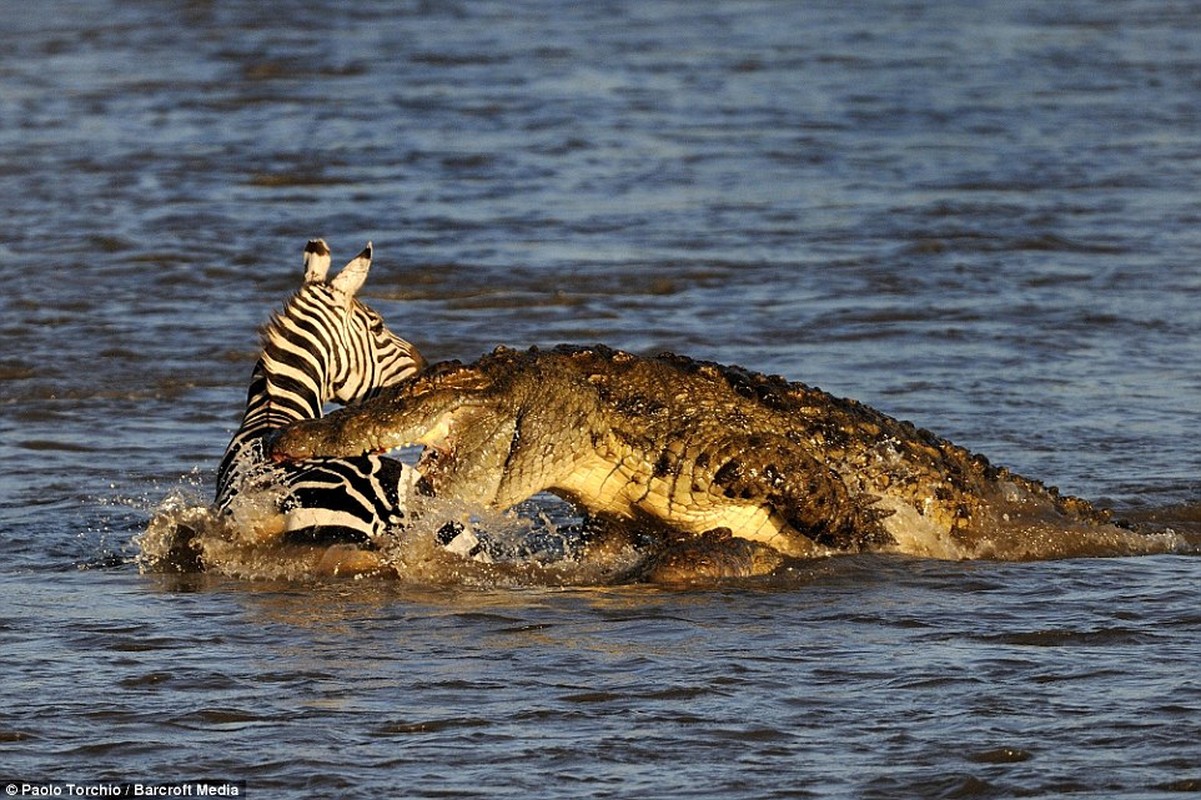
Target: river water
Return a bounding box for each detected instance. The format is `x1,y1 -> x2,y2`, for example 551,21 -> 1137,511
2,1 -> 1200,796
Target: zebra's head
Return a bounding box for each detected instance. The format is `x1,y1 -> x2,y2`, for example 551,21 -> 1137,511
261,240 -> 426,411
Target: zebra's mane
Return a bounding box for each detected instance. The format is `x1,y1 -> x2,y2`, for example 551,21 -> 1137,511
258,288 -> 304,351
256,284 -> 353,356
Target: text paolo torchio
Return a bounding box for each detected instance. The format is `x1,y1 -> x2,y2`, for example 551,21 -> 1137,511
5,783 -> 243,797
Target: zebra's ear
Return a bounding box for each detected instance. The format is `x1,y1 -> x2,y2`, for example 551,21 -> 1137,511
328,242 -> 372,298
302,238 -> 332,284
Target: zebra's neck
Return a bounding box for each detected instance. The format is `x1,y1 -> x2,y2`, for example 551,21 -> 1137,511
236,358 -> 327,439
217,326 -> 334,500
236,293 -> 346,438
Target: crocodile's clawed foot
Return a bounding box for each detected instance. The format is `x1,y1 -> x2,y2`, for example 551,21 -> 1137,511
634,528 -> 786,584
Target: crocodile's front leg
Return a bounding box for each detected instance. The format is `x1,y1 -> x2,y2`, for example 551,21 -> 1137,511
700,432 -> 893,553
633,528 -> 786,583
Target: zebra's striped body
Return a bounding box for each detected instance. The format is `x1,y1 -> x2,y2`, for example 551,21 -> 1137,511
215,240 -> 425,546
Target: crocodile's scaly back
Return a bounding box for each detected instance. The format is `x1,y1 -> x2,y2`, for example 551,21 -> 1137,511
273,344 -> 1118,560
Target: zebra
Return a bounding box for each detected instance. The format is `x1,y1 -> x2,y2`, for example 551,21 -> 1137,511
215,238 -> 483,560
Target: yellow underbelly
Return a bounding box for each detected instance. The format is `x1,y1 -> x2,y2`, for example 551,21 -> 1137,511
554,452 -> 816,557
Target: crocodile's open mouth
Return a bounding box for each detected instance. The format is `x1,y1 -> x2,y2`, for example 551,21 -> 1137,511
408,404 -> 498,472
411,410 -> 457,456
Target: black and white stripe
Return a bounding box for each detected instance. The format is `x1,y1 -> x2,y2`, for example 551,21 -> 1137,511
215,239 -> 425,545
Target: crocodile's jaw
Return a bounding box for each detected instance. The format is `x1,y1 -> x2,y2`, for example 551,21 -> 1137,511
410,402 -> 549,508
270,392 -> 466,461
412,411 -> 455,450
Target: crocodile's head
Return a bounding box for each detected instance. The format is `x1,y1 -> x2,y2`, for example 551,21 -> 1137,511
269,361 -> 496,462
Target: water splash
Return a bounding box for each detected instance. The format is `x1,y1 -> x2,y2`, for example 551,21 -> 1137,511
136,481 -> 1201,589
135,487 -> 643,587
876,485 -> 1200,561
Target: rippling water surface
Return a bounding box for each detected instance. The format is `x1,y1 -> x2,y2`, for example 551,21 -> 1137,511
2,1 -> 1200,796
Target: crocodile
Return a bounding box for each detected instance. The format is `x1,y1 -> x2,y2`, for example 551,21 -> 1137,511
269,343 -> 1127,574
